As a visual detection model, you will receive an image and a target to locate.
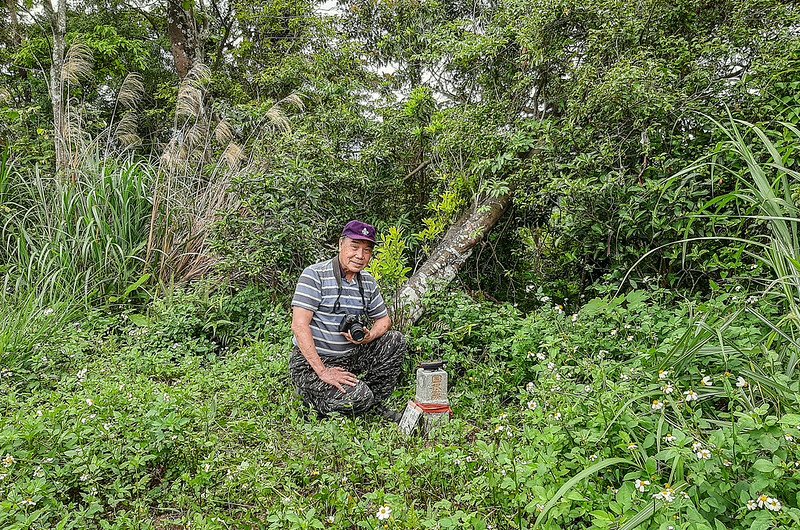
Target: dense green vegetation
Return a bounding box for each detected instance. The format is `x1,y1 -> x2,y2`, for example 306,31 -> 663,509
2,0 -> 800,528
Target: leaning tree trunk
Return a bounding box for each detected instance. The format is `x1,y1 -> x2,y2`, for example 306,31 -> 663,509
396,191 -> 512,323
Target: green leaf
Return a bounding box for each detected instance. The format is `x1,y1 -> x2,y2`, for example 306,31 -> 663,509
752,459 -> 776,473
533,458 -> 634,529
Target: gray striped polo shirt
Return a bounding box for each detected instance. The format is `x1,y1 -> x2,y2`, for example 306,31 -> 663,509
291,258 -> 388,358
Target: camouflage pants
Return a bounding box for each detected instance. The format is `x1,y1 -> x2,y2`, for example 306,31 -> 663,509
289,330 -> 407,416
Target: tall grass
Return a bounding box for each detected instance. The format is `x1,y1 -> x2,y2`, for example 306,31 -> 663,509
676,116 -> 800,378
0,154 -> 153,304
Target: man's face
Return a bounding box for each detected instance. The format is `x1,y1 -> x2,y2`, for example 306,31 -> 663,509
339,237 -> 374,275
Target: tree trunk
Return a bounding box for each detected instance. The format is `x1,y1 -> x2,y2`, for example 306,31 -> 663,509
45,0 -> 67,174
396,191 -> 512,323
167,0 -> 201,79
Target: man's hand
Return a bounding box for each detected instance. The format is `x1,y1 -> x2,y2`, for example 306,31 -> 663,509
318,366 -> 359,394
342,328 -> 372,345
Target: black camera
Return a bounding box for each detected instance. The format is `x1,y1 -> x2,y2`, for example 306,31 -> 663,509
339,314 -> 367,342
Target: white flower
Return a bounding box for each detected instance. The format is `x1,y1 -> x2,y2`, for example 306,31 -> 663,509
571,314 -> 578,322
42,307 -> 54,316
785,434 -> 794,442
86,399 -> 93,406
696,449 -> 712,460
653,486 -> 675,503
723,460 -> 732,467
621,374 -> 630,381
527,400 -> 538,411
691,441 -> 703,452
736,376 -> 748,388
658,370 -> 669,380
2,454 -> 14,467
327,515 -> 335,524
684,390 -> 698,402
552,412 -> 562,421
584,385 -> 593,393
747,295 -> 759,304
19,498 -> 35,507
589,454 -> 598,461
536,352 -> 547,361
33,467 -> 44,478
756,494 -> 769,508
547,362 -> 555,370
539,295 -> 551,303
765,497 -> 782,512
376,505 -> 392,520
701,376 -> 712,386
664,434 -> 676,443
747,499 -> 758,510
77,368 -> 88,382
627,335 -> 634,342
735,285 -> 743,292
651,400 -> 664,411
526,381 -> 536,393
627,442 -> 638,450
634,479 -> 650,492
662,384 -> 674,394
494,425 -> 505,433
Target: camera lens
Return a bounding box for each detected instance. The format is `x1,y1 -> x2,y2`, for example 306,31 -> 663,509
350,322 -> 365,342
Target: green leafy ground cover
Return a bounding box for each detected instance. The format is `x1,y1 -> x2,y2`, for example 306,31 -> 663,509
2,287 -> 799,529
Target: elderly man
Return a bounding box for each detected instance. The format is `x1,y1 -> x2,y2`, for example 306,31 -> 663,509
290,220 -> 406,422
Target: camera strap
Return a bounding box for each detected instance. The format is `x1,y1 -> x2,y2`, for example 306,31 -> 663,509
331,258 -> 367,314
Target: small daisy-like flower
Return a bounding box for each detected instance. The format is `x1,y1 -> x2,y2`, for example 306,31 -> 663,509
658,370 -> 669,380
494,425 -> 505,433
747,295 -> 759,304
598,350 -> 608,359
736,376 -> 748,388
696,449 -> 712,460
552,412 -> 562,421
610,329 -> 618,336
77,368 -> 88,381
701,375 -> 712,386
757,494 -> 769,508
691,441 -> 703,451
664,434 -> 676,443
42,307 -> 54,316
536,352 -> 547,361
2,454 -> 14,467
621,374 -> 630,382
547,362 -> 556,370
527,400 -> 538,411
86,399 -> 94,406
651,400 -> 664,411
785,434 -> 794,442
634,479 -> 650,492
526,381 -> 535,393
571,314 -> 578,322
376,505 -> 392,520
627,442 -> 638,450
662,384 -> 674,394
627,335 -> 634,342
684,390 -> 698,402
536,503 -> 545,512
20,498 -> 35,507
747,499 -> 758,510
327,515 -> 335,524
584,385 -> 592,393
589,454 -> 598,461
765,497 -> 782,512
653,486 -> 675,503
735,285 -> 743,292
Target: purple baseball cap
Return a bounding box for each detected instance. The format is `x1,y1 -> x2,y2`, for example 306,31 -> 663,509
341,220 -> 377,243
